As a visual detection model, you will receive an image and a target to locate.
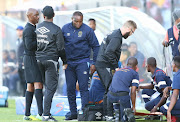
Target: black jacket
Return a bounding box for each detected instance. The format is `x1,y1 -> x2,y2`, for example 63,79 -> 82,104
36,21 -> 66,64
96,29 -> 122,70
23,22 -> 37,56
17,38 -> 24,68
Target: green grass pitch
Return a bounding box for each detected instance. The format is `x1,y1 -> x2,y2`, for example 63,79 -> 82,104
0,99 -> 163,122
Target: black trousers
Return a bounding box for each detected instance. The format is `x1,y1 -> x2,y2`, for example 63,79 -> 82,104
38,60 -> 59,116
95,66 -> 113,116
18,67 -> 26,96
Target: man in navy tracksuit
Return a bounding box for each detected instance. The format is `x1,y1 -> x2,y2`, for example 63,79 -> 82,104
62,11 -> 99,120
89,71 -> 105,106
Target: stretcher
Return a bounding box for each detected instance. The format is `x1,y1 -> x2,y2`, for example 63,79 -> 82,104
135,112 -> 164,121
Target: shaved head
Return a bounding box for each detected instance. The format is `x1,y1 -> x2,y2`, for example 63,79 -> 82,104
26,8 -> 39,25
127,57 -> 138,67
27,8 -> 37,16
147,57 -> 156,68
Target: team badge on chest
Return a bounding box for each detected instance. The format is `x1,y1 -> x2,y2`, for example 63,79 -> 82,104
78,31 -> 83,37
67,33 -> 70,36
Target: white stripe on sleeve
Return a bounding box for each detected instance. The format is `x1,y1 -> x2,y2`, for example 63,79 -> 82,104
142,94 -> 151,98
163,104 -> 168,110
158,81 -> 166,87
132,79 -> 139,84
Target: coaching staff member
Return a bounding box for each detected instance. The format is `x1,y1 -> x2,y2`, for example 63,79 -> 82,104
95,20 -> 137,116
62,11 -> 99,120
23,8 -> 43,121
36,6 -> 67,121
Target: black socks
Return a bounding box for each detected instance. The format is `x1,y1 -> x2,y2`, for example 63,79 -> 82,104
35,89 -> 43,116
25,91 -> 34,116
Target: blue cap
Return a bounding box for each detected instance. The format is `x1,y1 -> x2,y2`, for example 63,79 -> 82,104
16,26 -> 24,30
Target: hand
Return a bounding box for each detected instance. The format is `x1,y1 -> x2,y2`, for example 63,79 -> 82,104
136,86 -> 141,92
167,111 -> 171,122
132,107 -> 136,114
151,106 -> 158,113
111,70 -> 115,76
162,41 -> 169,47
90,65 -> 96,75
63,64 -> 68,70
163,87 -> 170,98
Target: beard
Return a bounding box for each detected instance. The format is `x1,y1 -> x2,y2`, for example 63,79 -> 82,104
123,31 -> 130,39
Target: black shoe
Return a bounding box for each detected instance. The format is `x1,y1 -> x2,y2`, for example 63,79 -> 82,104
42,115 -> 58,121
64,114 -> 77,120
124,108 -> 135,122
65,111 -> 71,118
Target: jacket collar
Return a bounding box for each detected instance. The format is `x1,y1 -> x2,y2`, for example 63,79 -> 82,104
152,67 -> 159,78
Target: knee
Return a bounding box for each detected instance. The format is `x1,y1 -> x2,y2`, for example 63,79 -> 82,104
27,83 -> 34,92
145,103 -> 152,111
159,106 -> 167,115
34,82 -> 43,89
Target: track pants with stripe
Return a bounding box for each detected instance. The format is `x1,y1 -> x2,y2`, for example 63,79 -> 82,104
142,89 -> 162,111
65,62 -> 90,115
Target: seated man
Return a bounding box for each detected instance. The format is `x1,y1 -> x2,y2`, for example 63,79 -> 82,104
107,57 -> 139,122
160,56 -> 180,122
139,57 -> 172,114
89,71 -> 105,106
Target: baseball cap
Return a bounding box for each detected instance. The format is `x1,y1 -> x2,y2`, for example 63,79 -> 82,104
16,26 -> 24,30
172,9 -> 180,21
42,6 -> 54,18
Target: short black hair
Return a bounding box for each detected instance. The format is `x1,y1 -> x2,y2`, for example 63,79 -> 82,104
127,57 -> 138,67
147,57 -> 156,68
173,56 -> 180,69
88,18 -> 96,23
73,11 -> 83,17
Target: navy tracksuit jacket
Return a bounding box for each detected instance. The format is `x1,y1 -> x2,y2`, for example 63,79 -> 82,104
62,22 -> 99,115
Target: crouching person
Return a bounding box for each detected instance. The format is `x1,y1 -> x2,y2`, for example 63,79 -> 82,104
160,56 -> 180,122
138,57 -> 172,118
107,57 -> 139,122
89,71 -> 105,106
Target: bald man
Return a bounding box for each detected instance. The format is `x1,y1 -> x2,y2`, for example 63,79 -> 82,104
23,8 -> 43,121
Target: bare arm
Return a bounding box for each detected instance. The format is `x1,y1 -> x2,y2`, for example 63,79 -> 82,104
139,84 -> 154,89
151,88 -> 167,113
131,86 -> 137,113
167,89 -> 179,122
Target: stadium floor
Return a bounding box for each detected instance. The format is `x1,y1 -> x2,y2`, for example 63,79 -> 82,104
0,99 -> 163,122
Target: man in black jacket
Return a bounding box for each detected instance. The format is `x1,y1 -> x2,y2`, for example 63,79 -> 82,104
23,8 -> 43,121
95,20 -> 137,116
16,26 -> 26,96
36,6 -> 67,121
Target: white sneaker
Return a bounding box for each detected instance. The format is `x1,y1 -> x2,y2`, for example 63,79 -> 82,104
36,114 -> 43,121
